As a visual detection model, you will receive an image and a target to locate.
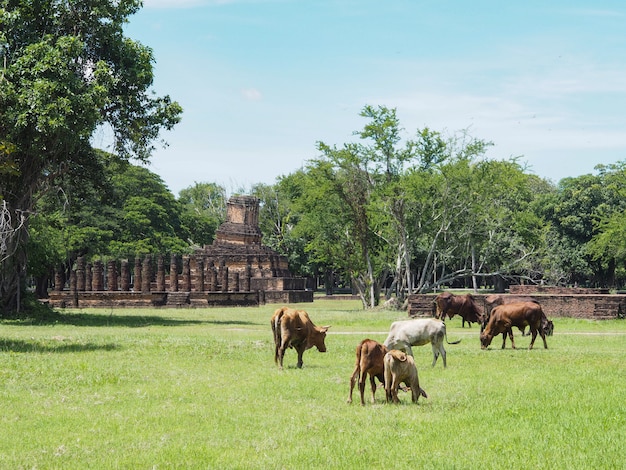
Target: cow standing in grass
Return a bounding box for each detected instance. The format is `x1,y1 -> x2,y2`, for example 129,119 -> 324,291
271,306 -> 330,369
383,318 -> 460,368
434,292 -> 483,328
482,295 -> 553,337
480,301 -> 549,350
383,349 -> 428,404
347,339 -> 388,406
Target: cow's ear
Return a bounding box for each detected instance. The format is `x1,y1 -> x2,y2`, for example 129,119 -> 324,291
322,326 -> 330,332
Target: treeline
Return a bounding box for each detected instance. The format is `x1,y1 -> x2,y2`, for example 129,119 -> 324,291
251,106 -> 626,307
26,106 -> 626,309
26,150 -> 227,298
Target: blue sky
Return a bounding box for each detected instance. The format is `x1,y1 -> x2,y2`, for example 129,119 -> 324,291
102,0 -> 626,195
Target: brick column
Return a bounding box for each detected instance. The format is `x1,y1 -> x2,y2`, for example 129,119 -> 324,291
133,257 -> 142,292
170,254 -> 178,292
156,255 -> 166,291
141,256 -> 151,293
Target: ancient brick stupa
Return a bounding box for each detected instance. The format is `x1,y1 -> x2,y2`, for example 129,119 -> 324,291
47,195 -> 312,308
194,195 -> 311,303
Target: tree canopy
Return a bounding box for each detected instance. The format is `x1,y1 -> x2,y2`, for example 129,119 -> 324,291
0,0 -> 182,314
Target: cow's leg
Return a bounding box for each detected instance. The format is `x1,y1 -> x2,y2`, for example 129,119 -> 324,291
359,371 -> 369,406
384,365 -> 392,403
528,327 -> 537,349
295,344 -> 305,368
347,365 -> 359,404
431,340 -> 446,368
509,329 -> 516,349
277,342 -> 288,369
410,376 -> 421,403
528,326 -> 547,349
368,375 -> 377,404
431,342 -> 438,367
501,332 -> 507,349
391,377 -> 400,403
440,343 -> 447,368
274,342 -> 280,364
385,384 -> 392,403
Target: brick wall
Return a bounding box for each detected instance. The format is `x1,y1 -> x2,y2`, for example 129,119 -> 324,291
408,292 -> 626,320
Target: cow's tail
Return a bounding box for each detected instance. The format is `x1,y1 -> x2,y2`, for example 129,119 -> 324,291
443,322 -> 462,345
272,307 -> 286,364
388,349 -> 408,361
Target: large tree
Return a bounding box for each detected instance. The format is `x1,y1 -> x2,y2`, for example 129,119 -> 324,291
178,182 -> 227,248
0,0 -> 182,314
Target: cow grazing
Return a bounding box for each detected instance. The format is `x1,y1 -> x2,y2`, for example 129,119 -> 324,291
383,318 -> 460,368
482,295 -> 554,337
384,349 -> 428,404
434,292 -> 483,327
480,301 -> 549,350
271,306 -> 330,369
347,339 -> 388,406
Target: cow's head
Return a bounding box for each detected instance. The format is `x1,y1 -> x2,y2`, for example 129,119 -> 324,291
311,326 -> 330,352
542,319 -> 554,336
480,332 -> 493,349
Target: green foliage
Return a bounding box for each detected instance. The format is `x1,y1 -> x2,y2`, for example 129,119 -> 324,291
177,182 -> 227,247
536,165 -> 626,286
27,152 -> 193,288
0,0 -> 182,314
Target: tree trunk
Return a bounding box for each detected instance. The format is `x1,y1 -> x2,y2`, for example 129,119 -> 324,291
1,197 -> 31,316
471,244 -> 478,292
0,237 -> 27,316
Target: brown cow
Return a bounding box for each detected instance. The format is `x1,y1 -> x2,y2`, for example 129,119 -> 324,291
383,349 -> 428,404
480,301 -> 548,350
482,295 -> 553,337
347,339 -> 387,406
434,292 -> 483,327
271,306 -> 330,369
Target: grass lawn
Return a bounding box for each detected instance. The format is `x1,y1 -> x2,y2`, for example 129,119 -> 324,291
1,300 -> 625,469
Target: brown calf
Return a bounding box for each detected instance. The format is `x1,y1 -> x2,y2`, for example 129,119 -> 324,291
347,339 -> 388,406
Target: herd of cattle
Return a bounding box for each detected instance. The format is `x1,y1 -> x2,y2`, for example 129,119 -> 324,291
271,293 -> 554,405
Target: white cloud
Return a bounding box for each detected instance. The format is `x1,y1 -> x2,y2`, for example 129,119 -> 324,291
241,88 -> 263,101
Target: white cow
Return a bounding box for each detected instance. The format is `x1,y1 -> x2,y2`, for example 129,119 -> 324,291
383,318 -> 460,368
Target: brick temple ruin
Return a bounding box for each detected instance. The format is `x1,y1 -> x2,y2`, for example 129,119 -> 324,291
47,195 -> 313,308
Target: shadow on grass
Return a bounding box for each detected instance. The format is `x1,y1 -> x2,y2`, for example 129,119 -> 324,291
1,301 -> 260,328
2,311 -> 260,328
0,338 -> 119,354
205,319 -> 259,326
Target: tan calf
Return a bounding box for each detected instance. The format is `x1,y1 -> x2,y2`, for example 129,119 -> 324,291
383,350 -> 427,404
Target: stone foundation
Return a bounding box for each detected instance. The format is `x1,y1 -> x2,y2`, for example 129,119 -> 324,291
47,289 -> 314,309
408,288 -> 626,320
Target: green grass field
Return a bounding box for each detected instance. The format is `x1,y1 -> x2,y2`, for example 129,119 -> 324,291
1,300 -> 625,469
